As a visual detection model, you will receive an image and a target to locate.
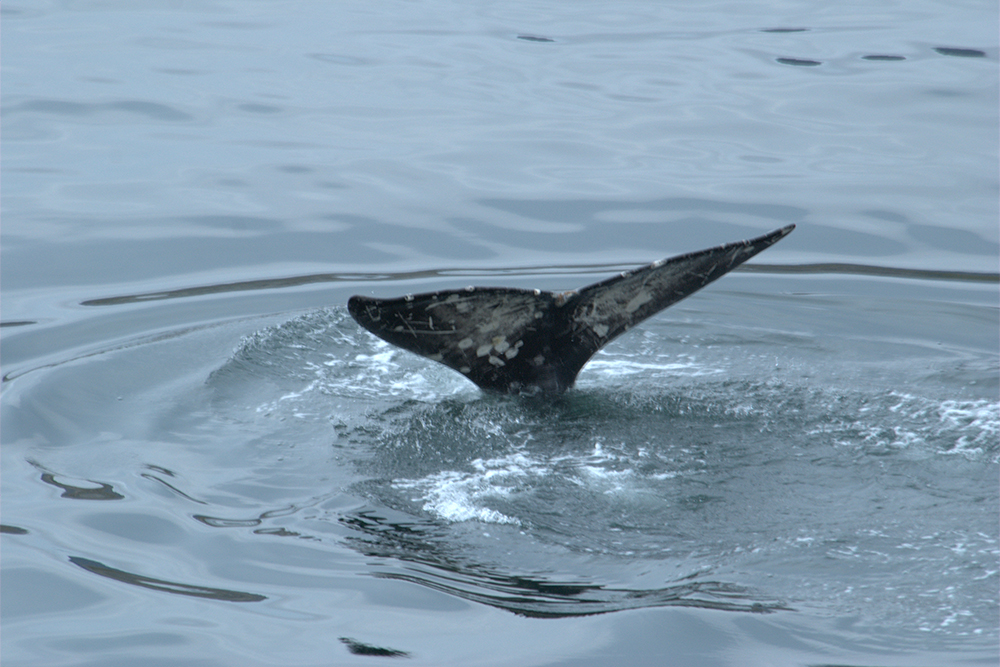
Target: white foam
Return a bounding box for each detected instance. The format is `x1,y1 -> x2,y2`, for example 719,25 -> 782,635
810,392 -> 999,459
582,357 -> 719,378
393,452 -> 546,525
392,442 -> 655,524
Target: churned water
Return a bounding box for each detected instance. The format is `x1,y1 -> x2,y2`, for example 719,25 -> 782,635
2,1 -> 997,665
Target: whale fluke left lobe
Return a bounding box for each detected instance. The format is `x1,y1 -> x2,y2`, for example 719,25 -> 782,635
348,224 -> 794,395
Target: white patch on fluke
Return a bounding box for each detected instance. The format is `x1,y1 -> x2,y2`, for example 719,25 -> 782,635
625,290 -> 653,314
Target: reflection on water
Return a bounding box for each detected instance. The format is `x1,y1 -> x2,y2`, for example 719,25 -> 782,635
71,261 -> 997,309
32,460 -> 125,501
341,509 -> 790,618
69,557 -> 266,603
339,636 -> 410,658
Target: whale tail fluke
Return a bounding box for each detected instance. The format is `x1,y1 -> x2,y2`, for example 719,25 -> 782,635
348,224 -> 794,395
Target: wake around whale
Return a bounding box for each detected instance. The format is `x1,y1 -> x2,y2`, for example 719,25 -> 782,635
348,225 -> 794,395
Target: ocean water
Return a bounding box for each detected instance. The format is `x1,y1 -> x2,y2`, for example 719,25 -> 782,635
2,1 -> 998,666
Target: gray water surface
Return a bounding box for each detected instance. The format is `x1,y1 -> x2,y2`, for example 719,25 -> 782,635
2,1 -> 998,665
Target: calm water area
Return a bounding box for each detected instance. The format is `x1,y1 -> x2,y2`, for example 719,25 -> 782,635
2,2 -> 998,665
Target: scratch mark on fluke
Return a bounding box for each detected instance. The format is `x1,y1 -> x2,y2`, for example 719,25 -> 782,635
348,225 -> 794,395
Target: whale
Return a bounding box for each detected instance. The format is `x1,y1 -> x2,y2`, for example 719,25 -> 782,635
348,224 -> 794,395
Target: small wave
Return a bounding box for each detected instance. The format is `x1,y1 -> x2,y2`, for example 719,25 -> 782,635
811,392 -> 999,459
209,308 -> 477,415
340,509 -> 789,617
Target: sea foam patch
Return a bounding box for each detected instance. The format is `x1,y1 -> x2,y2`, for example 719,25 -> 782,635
811,392 -> 999,459
392,452 -> 545,525
391,442 -> 653,525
